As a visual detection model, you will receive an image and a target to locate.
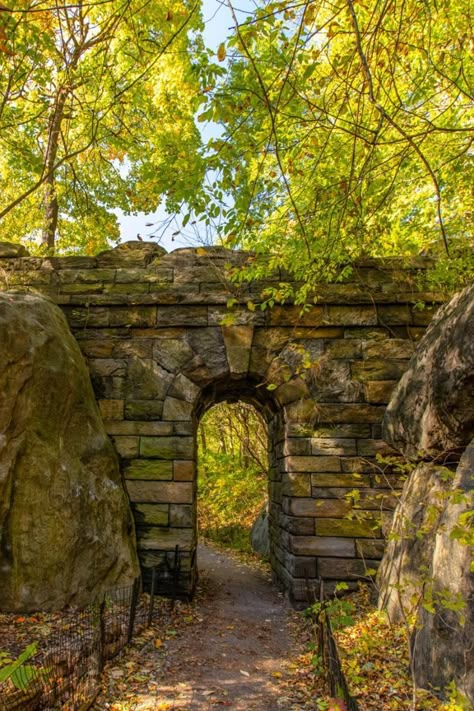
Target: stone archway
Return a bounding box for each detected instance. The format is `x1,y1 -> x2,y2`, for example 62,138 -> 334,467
0,241 -> 443,604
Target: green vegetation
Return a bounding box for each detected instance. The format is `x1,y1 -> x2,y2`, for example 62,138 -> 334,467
197,402 -> 268,553
1,1 -> 472,292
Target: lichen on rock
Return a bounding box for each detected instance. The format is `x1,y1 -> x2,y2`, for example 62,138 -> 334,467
0,292 -> 139,612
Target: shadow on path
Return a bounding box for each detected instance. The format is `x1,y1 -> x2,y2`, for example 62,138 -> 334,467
153,543 -> 297,710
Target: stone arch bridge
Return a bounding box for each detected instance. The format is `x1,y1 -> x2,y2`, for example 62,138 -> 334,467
0,241 -> 442,604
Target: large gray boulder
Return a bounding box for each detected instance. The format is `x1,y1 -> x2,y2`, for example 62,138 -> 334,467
379,285 -> 474,703
383,284 -> 474,459
0,293 -> 139,611
412,442 -> 473,705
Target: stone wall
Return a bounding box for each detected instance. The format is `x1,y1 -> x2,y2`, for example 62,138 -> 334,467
0,241 -> 443,603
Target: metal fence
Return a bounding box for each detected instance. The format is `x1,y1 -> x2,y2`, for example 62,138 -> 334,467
1,575 -> 157,711
307,580 -> 359,711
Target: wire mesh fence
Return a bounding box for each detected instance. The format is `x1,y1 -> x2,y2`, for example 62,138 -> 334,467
0,572 -> 165,711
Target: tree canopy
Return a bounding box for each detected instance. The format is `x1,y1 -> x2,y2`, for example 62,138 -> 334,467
0,0 -> 472,287
0,0 -> 205,253
195,0 -> 473,292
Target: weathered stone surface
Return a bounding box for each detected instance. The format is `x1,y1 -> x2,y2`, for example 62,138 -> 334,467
222,325 -> 254,376
383,284 -> 474,459
0,293 -> 138,611
0,241 -> 29,257
97,240 -> 166,267
133,503 -> 169,526
251,505 -> 270,558
0,243 -> 443,606
140,436 -> 194,459
123,459 -> 173,480
125,357 -> 172,400
412,442 -> 474,703
162,397 -> 193,421
291,536 -> 355,557
126,480 -> 193,504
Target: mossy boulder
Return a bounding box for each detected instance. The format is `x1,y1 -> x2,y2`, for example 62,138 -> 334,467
0,293 -> 139,611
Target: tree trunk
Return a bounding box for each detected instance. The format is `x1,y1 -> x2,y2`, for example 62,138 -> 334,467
41,87 -> 68,251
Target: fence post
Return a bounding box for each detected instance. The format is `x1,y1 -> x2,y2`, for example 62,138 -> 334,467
127,577 -> 141,644
98,598 -> 106,674
148,567 -> 157,627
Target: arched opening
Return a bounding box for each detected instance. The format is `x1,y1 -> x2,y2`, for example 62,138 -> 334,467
193,377 -> 286,589
197,401 -> 269,555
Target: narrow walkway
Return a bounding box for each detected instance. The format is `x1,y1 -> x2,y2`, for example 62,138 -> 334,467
155,544 -> 294,710
97,543 -> 311,710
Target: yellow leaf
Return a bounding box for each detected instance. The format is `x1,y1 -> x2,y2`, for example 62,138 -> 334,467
154,638 -> 163,648
217,42 -> 226,62
271,671 -> 282,678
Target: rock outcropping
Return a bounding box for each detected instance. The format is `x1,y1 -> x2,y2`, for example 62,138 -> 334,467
383,284 -> 474,459
0,293 -> 139,611
378,284 -> 474,703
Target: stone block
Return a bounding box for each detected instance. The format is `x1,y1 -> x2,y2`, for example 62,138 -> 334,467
324,339 -> 362,359
315,517 -> 381,538
410,303 -> 439,326
286,456 -> 341,473
153,338 -> 194,372
168,373 -> 200,403
137,527 -> 195,551
112,435 -> 139,458
275,379 -> 309,405
162,397 -> 193,421
157,306 -> 208,326
208,305 -> 265,327
287,497 -> 352,517
351,360 -> 409,382
311,438 -> 357,456
105,421 -> 174,436
281,473 -> 311,497
362,339 -> 415,359
364,381 -> 398,404
99,399 -> 124,420
311,424 -> 372,438
63,306 -> 109,328
326,305 -> 377,326
124,400 -> 164,420
115,267 -> 173,284
170,504 -> 194,527
310,473 -> 371,488
279,515 -> 315,535
125,357 -> 172,400
104,282 -> 150,295
88,358 -> 127,377
283,438 -> 311,456
112,340 -> 153,359
173,460 -> 195,481
126,480 -> 193,504
314,403 -> 385,424
124,459 -> 173,480
283,552 -> 317,578
357,439 -> 397,457
356,539 -> 385,559
340,457 -> 378,473
186,328 -> 228,377
318,557 -> 379,579
343,327 -> 388,340
108,306 -> 156,327
139,436 -> 194,459
377,304 -> 411,325
291,536 -> 355,557
79,340 -> 115,358
132,503 -> 169,526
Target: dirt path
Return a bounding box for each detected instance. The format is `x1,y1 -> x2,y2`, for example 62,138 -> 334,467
97,543 -> 313,710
